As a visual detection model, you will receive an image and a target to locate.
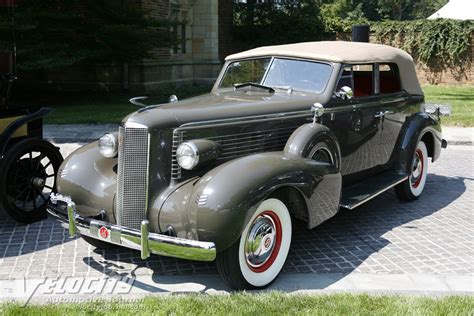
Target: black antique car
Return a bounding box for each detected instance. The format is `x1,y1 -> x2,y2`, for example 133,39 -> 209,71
48,41 -> 448,290
0,1 -> 63,223
0,89 -> 63,223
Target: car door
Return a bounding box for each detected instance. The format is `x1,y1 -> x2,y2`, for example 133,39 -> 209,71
376,63 -> 409,167
325,64 -> 384,181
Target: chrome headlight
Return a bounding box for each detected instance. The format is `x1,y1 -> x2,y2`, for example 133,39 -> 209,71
176,142 -> 199,170
176,140 -> 219,170
98,133 -> 118,158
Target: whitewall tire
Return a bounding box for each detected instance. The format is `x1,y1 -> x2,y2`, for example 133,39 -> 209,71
216,198 -> 292,290
396,140 -> 429,201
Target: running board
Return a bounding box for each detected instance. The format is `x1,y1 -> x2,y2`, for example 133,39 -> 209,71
340,172 -> 408,210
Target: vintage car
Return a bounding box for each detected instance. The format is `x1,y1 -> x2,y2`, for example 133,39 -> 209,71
48,41 -> 448,290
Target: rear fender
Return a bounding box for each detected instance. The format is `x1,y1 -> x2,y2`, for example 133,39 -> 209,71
394,112 -> 442,173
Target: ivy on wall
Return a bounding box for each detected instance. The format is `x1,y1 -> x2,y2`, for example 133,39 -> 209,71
371,19 -> 473,81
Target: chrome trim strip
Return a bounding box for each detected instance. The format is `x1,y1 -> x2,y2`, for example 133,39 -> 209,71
141,220 -> 150,259
340,176 -> 408,210
177,110 -> 312,130
48,194 -> 217,262
123,121 -> 148,129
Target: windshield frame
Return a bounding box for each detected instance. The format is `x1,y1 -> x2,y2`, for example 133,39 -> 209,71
217,56 -> 334,94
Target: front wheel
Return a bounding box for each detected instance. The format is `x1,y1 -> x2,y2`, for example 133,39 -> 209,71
216,198 -> 292,290
0,138 -> 63,224
395,140 -> 428,201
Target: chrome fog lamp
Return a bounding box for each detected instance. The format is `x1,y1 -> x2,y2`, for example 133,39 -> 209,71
177,142 -> 199,170
98,133 -> 118,158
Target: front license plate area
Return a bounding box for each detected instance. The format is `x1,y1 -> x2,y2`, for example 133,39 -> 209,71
89,220 -> 121,244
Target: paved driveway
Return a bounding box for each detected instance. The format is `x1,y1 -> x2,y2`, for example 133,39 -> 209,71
0,145 -> 472,293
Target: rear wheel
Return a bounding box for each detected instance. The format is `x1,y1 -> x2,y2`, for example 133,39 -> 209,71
395,140 -> 428,201
0,138 -> 63,223
216,198 -> 292,290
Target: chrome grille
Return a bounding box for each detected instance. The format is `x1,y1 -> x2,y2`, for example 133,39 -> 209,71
116,126 -> 150,230
171,126 -> 297,180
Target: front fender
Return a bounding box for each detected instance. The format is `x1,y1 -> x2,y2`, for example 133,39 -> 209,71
0,107 -> 52,157
56,141 -> 117,219
160,152 -> 341,252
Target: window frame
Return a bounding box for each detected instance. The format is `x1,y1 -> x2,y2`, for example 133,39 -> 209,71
377,62 -> 403,95
218,56 -> 334,94
334,63 -> 376,100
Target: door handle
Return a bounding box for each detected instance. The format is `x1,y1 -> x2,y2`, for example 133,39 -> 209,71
374,111 -> 385,118
374,110 -> 394,118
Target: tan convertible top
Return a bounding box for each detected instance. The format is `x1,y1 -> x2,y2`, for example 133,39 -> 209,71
226,41 -> 423,95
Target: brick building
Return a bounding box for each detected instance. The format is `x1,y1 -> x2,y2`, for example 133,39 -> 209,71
20,0 -> 235,93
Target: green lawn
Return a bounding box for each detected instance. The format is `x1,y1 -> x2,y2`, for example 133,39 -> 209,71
1,293 -> 473,315
11,85 -> 474,126
11,84 -> 211,125
423,85 -> 473,127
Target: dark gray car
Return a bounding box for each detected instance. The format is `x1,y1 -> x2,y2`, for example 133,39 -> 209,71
48,41 -> 448,290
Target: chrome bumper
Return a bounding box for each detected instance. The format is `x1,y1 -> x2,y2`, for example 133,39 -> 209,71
47,194 -> 216,262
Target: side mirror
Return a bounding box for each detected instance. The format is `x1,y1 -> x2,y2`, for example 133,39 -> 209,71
336,86 -> 353,100
169,95 -> 178,103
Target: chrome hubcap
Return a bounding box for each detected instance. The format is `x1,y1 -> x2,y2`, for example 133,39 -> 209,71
411,149 -> 424,188
245,214 -> 277,269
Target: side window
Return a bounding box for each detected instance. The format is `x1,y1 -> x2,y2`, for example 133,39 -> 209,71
335,66 -> 352,92
353,64 -> 373,97
379,63 -> 401,94
335,64 -> 374,98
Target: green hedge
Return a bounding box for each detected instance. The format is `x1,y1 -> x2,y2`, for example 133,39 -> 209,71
371,19 -> 473,79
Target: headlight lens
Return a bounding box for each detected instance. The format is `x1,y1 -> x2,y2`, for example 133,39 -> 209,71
98,133 -> 118,158
176,142 -> 199,170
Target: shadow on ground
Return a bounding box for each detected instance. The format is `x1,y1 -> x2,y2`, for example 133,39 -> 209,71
81,173 -> 468,293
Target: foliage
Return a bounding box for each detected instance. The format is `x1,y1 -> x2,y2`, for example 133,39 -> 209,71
2,292 -> 473,315
318,0 -> 448,32
232,0 -> 326,49
318,0 -> 448,26
11,83 -> 211,124
376,0 -> 448,20
0,0 -> 175,71
320,0 -> 369,33
372,19 -> 473,80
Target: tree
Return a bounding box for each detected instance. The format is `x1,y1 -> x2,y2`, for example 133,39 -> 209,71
377,0 -> 448,20
318,0 -> 448,23
0,0 -> 175,71
233,0 -> 326,49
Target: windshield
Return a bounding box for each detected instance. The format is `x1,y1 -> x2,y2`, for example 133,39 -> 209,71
219,57 -> 331,93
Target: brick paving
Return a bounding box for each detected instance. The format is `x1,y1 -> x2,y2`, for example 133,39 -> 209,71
0,145 -> 472,283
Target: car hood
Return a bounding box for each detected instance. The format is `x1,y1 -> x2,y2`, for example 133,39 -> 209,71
123,90 -> 327,129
